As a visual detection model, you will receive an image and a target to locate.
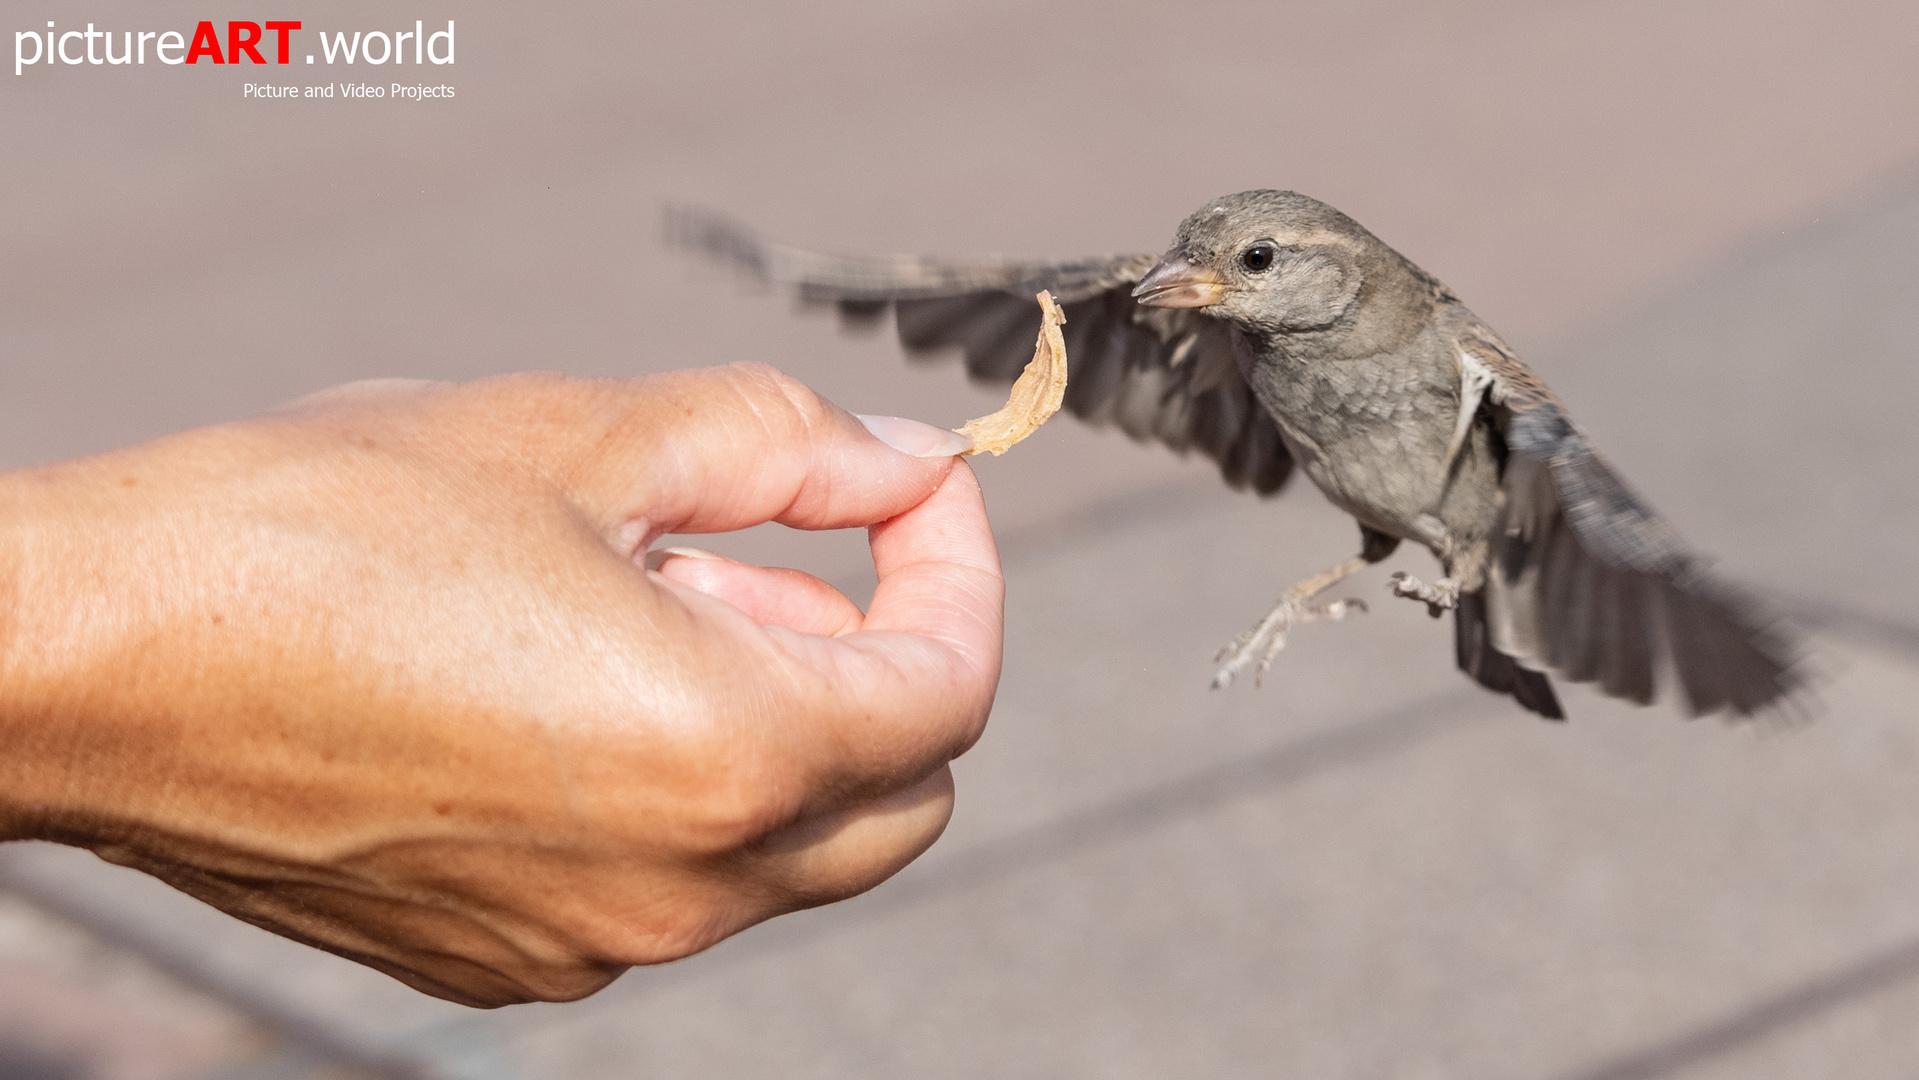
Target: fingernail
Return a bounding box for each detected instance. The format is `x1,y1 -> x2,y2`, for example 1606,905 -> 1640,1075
857,414 -> 972,458
644,545 -> 728,571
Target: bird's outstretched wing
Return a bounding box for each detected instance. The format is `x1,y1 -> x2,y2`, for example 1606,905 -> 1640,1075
1451,319 -> 1801,717
670,209 -> 1294,495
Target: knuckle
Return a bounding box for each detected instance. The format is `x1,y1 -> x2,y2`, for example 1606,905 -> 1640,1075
719,362 -> 829,437
721,359 -> 801,397
574,878 -> 768,968
636,903 -> 751,964
678,747 -> 805,853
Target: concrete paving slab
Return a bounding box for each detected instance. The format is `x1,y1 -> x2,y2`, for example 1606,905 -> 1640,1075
1537,171 -> 1919,628
0,889 -> 397,1080
0,844 -> 511,1079
0,893 -> 266,1080
469,616 -> 1919,1080
5,3 -> 1919,1079
9,1 -> 1919,535
11,475 -> 1908,1078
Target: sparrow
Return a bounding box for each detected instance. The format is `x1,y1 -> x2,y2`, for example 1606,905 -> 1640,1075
672,191 -> 1800,720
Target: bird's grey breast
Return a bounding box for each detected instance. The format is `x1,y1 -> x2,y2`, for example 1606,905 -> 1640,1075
1234,330 -> 1463,539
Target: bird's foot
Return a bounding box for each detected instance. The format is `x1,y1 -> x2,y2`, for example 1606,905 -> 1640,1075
1389,572 -> 1460,618
1211,594 -> 1367,690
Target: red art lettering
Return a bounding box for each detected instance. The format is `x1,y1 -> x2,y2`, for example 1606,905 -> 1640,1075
227,22 -> 264,64
263,21 -> 301,64
185,20 -> 223,64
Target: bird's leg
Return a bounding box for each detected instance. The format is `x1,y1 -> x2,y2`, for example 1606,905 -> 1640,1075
1388,572 -> 1460,618
1211,556 -> 1370,690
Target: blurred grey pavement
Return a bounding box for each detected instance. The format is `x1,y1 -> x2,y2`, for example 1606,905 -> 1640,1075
4,1 -> 1919,1077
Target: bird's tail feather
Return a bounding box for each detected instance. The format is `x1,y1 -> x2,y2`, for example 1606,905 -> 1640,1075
1456,590 -> 1564,720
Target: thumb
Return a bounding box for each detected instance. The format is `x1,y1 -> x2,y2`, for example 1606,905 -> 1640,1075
448,364 -> 974,552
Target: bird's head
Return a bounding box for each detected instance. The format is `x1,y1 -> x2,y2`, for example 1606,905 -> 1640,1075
1132,190 -> 1378,336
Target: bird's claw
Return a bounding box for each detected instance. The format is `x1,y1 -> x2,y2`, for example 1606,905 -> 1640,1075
1211,594 -> 1367,690
1389,572 -> 1459,618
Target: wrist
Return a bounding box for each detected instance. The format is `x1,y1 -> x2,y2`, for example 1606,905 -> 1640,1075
0,457 -> 156,847
0,466 -> 72,842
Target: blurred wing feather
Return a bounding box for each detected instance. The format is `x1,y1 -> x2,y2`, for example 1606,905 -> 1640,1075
1454,322 -> 1801,717
672,208 -> 1293,495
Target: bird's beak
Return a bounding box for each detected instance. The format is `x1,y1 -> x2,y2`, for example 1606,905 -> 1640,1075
1132,248 -> 1228,308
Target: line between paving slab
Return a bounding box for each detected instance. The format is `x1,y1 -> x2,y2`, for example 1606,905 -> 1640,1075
987,476 -> 1238,567
0,860 -> 435,1080
3,444 -> 1900,1069
1550,934 -> 1919,1080
982,478 -> 1919,667
480,684 -> 1493,1040
986,476 -> 1919,681
1786,596 -> 1919,667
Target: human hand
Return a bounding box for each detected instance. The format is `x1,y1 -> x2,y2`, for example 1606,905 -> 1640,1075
0,364 -> 1001,1007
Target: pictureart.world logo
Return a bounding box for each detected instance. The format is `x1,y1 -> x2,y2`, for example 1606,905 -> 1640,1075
14,19 -> 455,75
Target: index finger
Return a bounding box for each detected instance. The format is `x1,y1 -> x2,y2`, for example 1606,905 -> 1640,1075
767,461 -> 1003,786
495,364 -> 974,546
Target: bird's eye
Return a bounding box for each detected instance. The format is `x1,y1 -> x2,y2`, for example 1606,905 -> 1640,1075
1240,243 -> 1276,272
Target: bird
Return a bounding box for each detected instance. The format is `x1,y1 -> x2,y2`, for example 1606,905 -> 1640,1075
671,190 -> 1801,721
